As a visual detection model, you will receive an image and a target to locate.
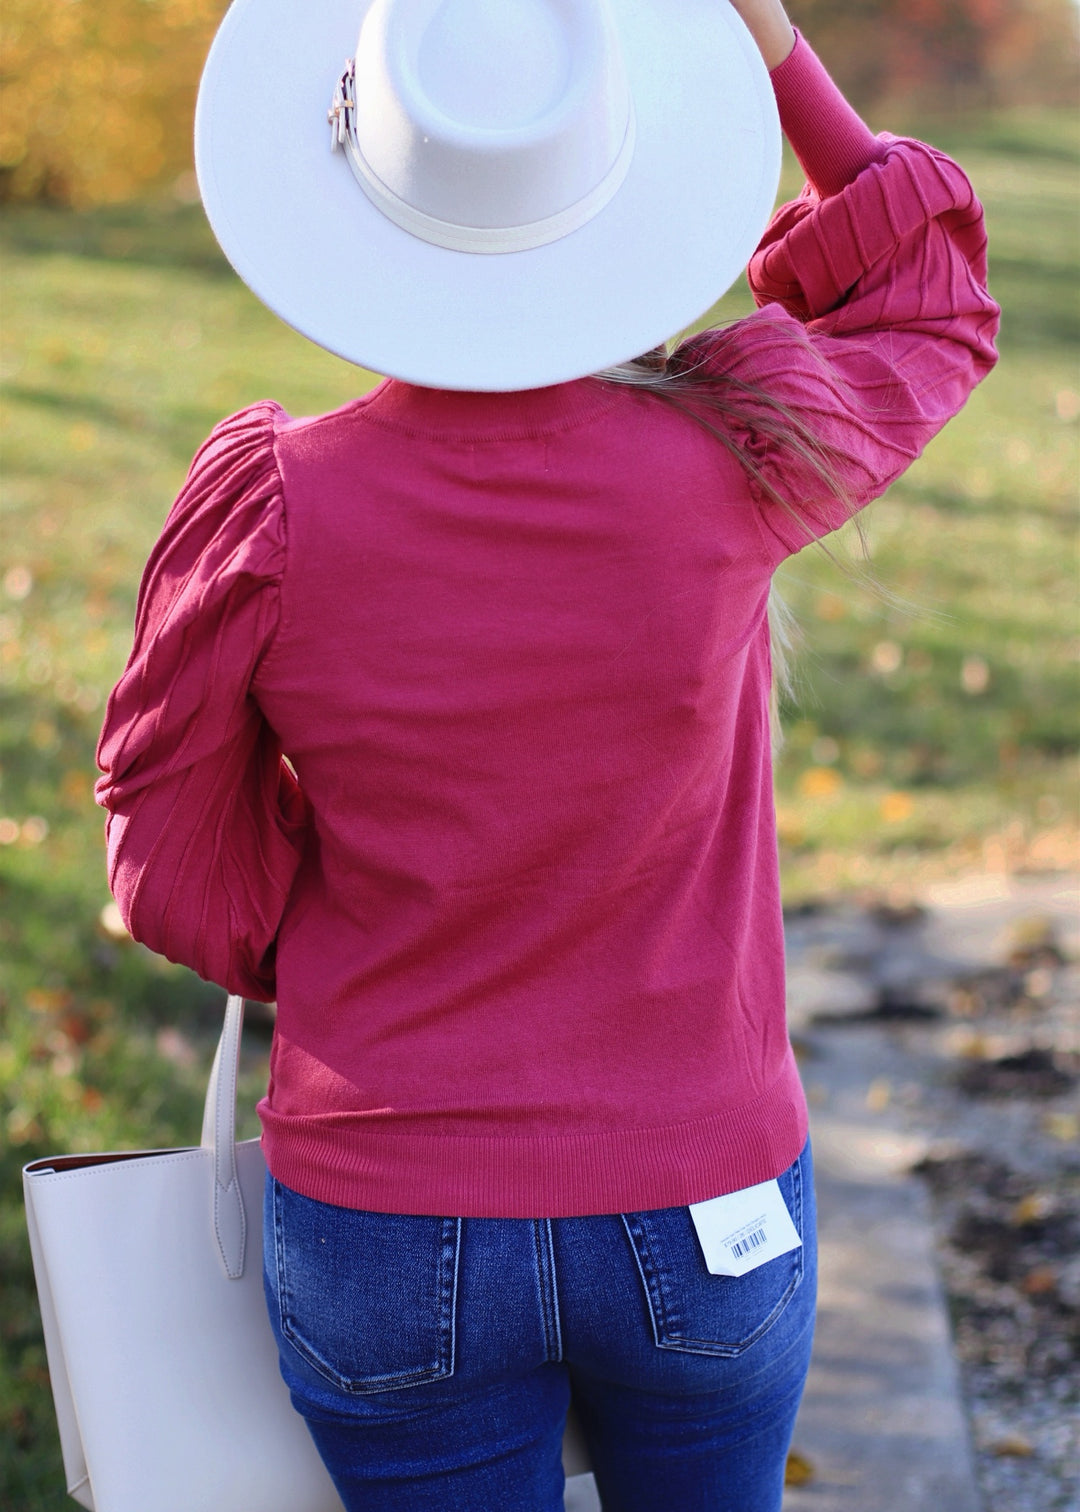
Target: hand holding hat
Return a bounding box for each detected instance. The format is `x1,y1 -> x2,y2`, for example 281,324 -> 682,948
726,0 -> 796,69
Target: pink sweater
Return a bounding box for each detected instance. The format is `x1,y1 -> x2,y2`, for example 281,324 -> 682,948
96,39 -> 998,1218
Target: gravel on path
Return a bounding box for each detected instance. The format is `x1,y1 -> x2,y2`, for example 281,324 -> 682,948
786,871 -> 1079,1512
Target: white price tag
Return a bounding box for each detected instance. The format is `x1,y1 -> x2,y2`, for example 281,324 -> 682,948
689,1178 -> 802,1277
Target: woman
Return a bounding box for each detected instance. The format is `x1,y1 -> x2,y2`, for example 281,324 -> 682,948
96,1 -> 998,1507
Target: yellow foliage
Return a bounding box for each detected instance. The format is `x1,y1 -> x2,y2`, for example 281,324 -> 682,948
2,0 -> 1074,205
879,791 -> 915,824
0,0 -> 226,205
797,767 -> 844,801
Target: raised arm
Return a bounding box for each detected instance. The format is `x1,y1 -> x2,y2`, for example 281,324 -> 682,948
682,19 -> 1000,560
727,0 -> 796,69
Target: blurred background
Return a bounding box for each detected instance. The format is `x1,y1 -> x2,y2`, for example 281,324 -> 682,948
1,2 -> 1077,1507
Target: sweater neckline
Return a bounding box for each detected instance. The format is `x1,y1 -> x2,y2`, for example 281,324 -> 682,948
356,377 -> 621,441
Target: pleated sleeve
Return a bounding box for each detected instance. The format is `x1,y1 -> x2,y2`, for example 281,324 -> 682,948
95,402 -> 306,1001
686,132 -> 1000,562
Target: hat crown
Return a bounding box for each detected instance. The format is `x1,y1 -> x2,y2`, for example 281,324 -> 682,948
352,0 -> 633,239
414,0 -> 573,129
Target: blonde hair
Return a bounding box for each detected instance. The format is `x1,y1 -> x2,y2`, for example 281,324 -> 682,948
597,337 -> 861,744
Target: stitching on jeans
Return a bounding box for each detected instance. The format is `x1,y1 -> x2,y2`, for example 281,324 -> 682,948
440,1218 -> 461,1378
642,1211 -> 680,1336
545,1219 -> 564,1363
532,1219 -> 562,1363
273,1177 -> 295,1351
621,1213 -> 664,1347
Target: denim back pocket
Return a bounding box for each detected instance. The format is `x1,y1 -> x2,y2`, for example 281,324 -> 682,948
270,1178 -> 461,1394
621,1147 -> 807,1358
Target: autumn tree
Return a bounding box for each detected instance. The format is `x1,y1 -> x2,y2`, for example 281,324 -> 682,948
1,0 -> 1076,206
798,0 -> 1080,114
0,0 -> 224,204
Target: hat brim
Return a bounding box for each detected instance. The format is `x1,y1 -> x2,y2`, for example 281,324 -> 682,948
195,0 -> 780,391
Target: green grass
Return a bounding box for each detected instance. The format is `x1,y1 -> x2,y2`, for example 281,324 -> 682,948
0,198 -> 376,1509
1,109 -> 1077,1504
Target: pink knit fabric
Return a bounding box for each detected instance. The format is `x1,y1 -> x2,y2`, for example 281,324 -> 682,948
96,39 -> 998,1217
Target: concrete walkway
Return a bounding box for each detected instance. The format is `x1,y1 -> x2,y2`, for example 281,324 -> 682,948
562,1048 -> 983,1512
782,872 -> 1078,1511
780,1026 -> 982,1512
563,1060 -> 982,1512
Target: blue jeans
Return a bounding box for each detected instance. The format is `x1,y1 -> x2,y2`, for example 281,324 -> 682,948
263,1141 -> 816,1511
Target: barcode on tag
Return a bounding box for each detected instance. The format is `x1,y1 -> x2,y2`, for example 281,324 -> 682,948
689,1178 -> 803,1276
729,1227 -> 767,1259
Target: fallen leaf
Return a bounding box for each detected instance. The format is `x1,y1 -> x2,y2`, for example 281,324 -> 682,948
1020,1267 -> 1058,1297
990,1434 -> 1034,1459
1043,1112 -> 1079,1143
865,1077 -> 891,1112
784,1450 -> 815,1486
1011,1192 -> 1054,1226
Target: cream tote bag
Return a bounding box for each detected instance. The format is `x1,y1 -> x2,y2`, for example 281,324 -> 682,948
23,995 -> 344,1512
24,995 -> 594,1511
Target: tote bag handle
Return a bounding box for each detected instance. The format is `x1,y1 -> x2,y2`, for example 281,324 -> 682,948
200,994 -> 248,1280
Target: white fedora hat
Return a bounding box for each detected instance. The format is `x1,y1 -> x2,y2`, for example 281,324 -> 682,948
195,0 -> 780,391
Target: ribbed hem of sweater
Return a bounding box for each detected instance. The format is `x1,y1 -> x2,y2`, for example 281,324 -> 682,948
771,32 -> 888,196
259,1047 -> 809,1219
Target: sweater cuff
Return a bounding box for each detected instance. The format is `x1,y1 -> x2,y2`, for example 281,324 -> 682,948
770,31 -> 886,197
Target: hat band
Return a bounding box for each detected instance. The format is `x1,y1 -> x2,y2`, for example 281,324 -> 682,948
328,61 -> 636,256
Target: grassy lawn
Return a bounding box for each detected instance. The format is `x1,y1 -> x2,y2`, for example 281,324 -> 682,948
1,110 -> 1077,1504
